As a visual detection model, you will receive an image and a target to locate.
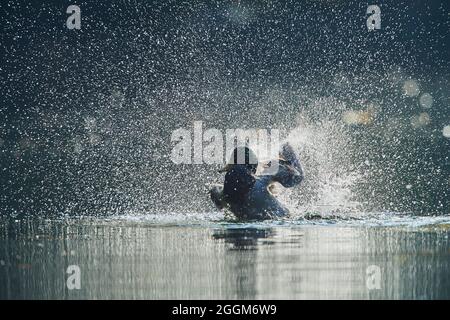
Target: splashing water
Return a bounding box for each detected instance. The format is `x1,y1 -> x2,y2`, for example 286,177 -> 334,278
283,102 -> 363,218
0,0 -> 448,220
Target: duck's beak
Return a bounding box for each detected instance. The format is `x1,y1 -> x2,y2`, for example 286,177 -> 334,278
261,156 -> 288,168
218,164 -> 231,173
219,156 -> 285,173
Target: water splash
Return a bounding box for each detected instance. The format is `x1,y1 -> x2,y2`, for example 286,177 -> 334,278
283,101 -> 364,218
1,1 -> 448,218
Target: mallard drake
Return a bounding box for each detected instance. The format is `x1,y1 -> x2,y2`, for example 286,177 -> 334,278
210,143 -> 303,220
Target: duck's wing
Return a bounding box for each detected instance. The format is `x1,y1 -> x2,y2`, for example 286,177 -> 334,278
209,184 -> 226,209
258,143 -> 304,189
280,143 -> 303,173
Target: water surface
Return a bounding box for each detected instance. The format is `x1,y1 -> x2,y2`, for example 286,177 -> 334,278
1,214 -> 450,299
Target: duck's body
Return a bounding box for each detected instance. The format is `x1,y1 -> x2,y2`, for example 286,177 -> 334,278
210,143 -> 303,220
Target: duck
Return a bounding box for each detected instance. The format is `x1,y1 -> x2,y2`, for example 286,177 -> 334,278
209,143 -> 304,220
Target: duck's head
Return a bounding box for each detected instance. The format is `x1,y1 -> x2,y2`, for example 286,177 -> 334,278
219,146 -> 258,174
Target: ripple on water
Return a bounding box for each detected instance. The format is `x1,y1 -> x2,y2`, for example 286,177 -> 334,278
74,211 -> 450,230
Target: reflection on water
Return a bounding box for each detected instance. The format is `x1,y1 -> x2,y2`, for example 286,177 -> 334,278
0,217 -> 449,299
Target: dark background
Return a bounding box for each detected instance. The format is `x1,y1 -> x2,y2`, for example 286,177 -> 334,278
0,0 -> 449,216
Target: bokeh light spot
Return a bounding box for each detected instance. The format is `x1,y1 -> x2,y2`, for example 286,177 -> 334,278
419,93 -> 433,109
402,80 -> 420,97
443,125 -> 450,138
